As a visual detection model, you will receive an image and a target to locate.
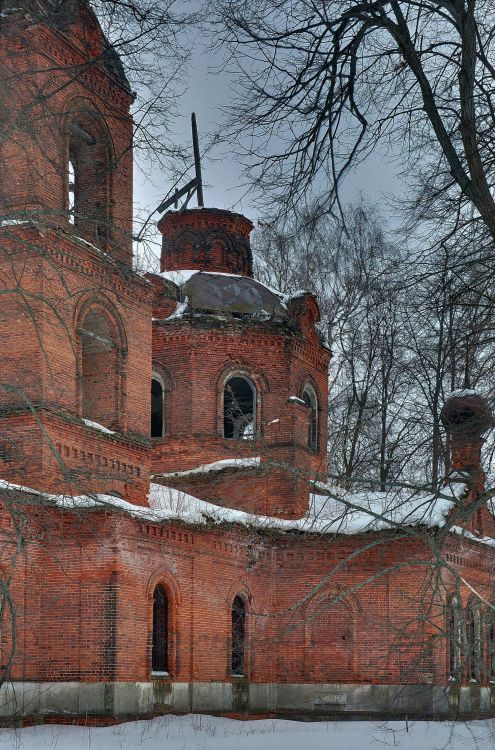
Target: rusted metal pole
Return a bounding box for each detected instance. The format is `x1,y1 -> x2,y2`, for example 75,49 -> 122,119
191,112 -> 204,207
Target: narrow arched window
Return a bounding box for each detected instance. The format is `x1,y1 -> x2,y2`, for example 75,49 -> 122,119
302,385 -> 318,451
488,618 -> 495,681
152,585 -> 168,673
67,111 -> 111,248
80,309 -> 122,430
231,595 -> 246,676
224,376 -> 256,439
448,595 -> 460,679
151,378 -> 164,437
466,603 -> 481,681
68,158 -> 75,225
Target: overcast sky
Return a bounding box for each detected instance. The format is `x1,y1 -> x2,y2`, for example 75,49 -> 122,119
133,36 -> 404,270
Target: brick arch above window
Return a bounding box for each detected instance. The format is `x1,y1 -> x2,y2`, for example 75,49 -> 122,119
146,567 -> 182,604
151,364 -> 175,391
226,580 -> 253,610
74,294 -> 127,351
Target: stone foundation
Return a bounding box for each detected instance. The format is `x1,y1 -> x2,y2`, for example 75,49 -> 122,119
2,681 -> 494,721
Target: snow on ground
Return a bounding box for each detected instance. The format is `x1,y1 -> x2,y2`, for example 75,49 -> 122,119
0,714 -> 494,750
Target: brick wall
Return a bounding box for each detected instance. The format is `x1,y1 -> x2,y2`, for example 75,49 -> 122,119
5,504 -> 495,690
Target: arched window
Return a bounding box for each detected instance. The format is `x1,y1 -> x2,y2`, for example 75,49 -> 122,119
224,376 -> 256,439
151,377 -> 164,437
466,602 -> 481,681
487,615 -> 495,681
68,158 -> 75,225
152,585 -> 168,673
231,595 -> 246,676
67,109 -> 111,248
80,308 -> 123,430
302,384 -> 318,451
448,595 -> 461,679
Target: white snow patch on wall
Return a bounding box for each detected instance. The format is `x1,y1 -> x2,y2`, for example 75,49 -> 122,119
153,457 -> 261,480
82,419 -> 116,435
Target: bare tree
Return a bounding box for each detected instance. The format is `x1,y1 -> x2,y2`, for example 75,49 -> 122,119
214,0 -> 495,243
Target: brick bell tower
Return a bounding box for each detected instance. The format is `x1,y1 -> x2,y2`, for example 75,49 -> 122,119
148,206 -> 331,519
0,0 -> 152,503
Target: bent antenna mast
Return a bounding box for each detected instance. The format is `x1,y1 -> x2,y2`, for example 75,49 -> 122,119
157,113 -> 204,214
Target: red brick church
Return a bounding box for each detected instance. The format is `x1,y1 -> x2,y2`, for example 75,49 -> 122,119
0,0 -> 495,722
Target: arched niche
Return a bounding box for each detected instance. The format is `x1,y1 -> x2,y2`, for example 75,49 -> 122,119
64,102 -> 114,248
77,302 -> 126,430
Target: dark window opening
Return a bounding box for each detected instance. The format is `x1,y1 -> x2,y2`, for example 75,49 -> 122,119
231,595 -> 245,676
81,310 -> 120,429
67,113 -> 110,248
68,158 -> 75,224
152,585 -> 168,673
302,386 -> 318,451
151,378 -> 164,437
466,605 -> 480,681
224,376 -> 255,439
448,596 -> 460,679
488,622 -> 495,681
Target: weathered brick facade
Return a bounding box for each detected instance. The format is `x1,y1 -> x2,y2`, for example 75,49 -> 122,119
1,0 -> 495,723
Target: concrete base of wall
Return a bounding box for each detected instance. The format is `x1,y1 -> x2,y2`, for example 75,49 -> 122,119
1,680 -> 494,721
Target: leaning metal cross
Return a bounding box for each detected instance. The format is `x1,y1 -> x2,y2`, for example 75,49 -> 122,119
157,113 -> 205,214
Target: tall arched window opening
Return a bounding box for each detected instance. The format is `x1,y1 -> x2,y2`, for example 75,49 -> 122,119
68,158 -> 75,225
151,378 -> 164,437
80,309 -> 122,430
224,376 -> 256,439
231,595 -> 246,676
466,603 -> 481,681
448,595 -> 460,679
67,110 -> 111,248
302,385 -> 318,451
152,585 -> 168,673
488,618 -> 495,681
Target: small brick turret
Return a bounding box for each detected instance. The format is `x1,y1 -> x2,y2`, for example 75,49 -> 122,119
441,391 -> 493,486
441,390 -> 494,535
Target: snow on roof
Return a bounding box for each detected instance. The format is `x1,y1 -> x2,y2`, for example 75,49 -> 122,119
447,388 -> 479,398
159,269 -> 202,286
281,289 -> 311,305
153,457 -> 261,480
0,474 -> 478,543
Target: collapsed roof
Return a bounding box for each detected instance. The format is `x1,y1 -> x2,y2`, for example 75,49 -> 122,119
160,270 -> 288,321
